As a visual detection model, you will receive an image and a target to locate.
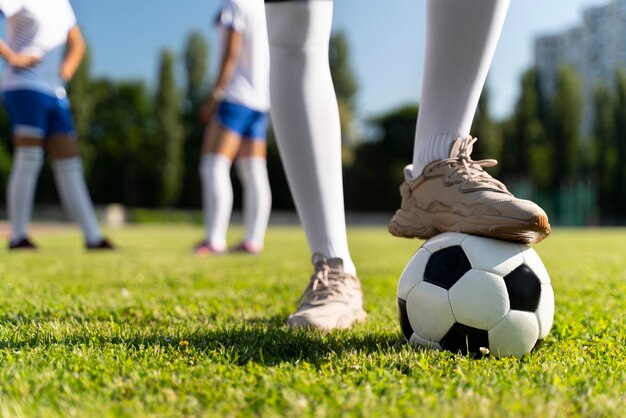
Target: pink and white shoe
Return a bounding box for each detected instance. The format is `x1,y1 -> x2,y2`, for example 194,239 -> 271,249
230,241 -> 262,255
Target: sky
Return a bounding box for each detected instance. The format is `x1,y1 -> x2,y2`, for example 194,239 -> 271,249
3,0 -> 610,122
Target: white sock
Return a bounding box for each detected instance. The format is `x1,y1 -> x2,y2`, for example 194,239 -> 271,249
266,0 -> 356,275
52,157 -> 103,245
236,157 -> 271,250
411,0 -> 510,178
7,147 -> 44,242
199,154 -> 233,251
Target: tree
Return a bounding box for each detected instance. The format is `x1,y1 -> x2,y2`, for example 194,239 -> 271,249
329,31 -> 359,146
155,49 -> 184,207
470,83 -> 503,176
549,65 -> 583,219
179,31 -> 210,208
348,105 -> 418,211
591,82 -> 616,219
87,80 -> 157,206
67,46 -> 96,174
0,105 -> 12,202
612,69 -> 626,218
550,65 -> 583,184
500,69 -> 547,187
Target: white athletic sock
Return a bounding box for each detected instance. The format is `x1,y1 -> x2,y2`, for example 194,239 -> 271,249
52,157 -> 103,245
236,157 -> 271,250
199,154 -> 233,251
7,147 -> 44,242
266,0 -> 356,275
411,0 -> 510,178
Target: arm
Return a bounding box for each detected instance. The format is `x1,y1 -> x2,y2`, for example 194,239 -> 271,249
0,39 -> 41,68
60,26 -> 85,82
199,27 -> 244,124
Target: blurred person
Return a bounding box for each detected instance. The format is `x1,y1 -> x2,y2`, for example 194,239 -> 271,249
0,0 -> 114,250
264,0 -> 550,330
195,0 -> 272,255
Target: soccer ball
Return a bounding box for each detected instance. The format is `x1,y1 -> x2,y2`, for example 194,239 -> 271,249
397,232 -> 554,358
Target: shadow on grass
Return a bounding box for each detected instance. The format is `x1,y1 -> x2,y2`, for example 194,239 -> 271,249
1,315 -> 406,366
186,316 -> 406,366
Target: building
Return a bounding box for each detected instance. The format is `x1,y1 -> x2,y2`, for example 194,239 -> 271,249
534,0 -> 626,135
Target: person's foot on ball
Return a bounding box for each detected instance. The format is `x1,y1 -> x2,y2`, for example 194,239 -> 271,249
388,136 -> 550,245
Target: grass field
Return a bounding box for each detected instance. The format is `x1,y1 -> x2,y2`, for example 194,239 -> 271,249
0,224 -> 625,417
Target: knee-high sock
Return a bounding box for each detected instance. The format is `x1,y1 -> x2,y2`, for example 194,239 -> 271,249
411,0 -> 510,177
8,147 -> 44,242
266,0 -> 356,275
200,154 -> 233,251
52,157 -> 103,245
236,157 -> 272,250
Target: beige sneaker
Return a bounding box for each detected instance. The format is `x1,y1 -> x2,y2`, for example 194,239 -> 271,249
388,136 -> 550,244
287,254 -> 367,330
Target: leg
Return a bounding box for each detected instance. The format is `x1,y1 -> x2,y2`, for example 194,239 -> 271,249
8,137 -> 44,249
235,138 -> 271,254
48,133 -> 110,248
266,0 -> 365,330
265,0 -> 354,272
3,90 -> 49,249
412,0 -> 511,176
388,0 -> 551,244
197,121 -> 241,254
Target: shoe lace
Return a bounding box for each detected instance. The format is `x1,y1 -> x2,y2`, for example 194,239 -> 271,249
300,256 -> 350,305
435,136 -> 506,190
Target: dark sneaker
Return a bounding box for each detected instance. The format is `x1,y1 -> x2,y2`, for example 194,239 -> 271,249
86,238 -> 116,250
193,240 -> 226,256
230,241 -> 262,255
8,237 -> 38,251
287,254 -> 367,330
388,136 -> 551,244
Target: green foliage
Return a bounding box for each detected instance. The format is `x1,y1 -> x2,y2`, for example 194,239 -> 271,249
0,225 -> 625,416
67,46 -> 96,175
265,127 -> 294,210
591,82 -> 617,219
155,49 -> 185,207
500,69 -> 548,186
612,69 -> 626,218
0,106 -> 11,200
470,84 -> 503,175
86,79 -> 160,206
179,31 -> 210,208
549,65 -> 583,190
330,31 -> 359,145
348,105 -> 417,211
183,32 -> 209,111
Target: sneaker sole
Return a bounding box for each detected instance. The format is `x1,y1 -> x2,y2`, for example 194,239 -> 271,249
287,308 -> 367,331
388,206 -> 550,244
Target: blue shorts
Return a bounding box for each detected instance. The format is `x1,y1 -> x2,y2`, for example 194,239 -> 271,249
2,89 -> 76,139
216,101 -> 268,140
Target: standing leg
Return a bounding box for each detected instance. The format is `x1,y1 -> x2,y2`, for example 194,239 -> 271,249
48,134 -> 111,249
3,90 -> 47,250
7,145 -> 44,249
266,0 -> 365,330
235,139 -> 271,254
197,122 -> 241,254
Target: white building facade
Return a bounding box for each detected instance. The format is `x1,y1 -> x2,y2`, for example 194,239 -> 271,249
534,0 -> 626,135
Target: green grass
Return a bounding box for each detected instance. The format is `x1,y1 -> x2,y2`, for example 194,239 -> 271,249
0,225 -> 625,417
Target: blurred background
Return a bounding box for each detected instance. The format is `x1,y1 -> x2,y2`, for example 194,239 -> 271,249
0,0 -> 623,226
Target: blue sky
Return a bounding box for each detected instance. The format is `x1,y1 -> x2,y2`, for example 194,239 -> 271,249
6,0 -> 609,121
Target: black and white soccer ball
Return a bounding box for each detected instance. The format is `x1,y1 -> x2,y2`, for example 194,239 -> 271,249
397,232 -> 554,358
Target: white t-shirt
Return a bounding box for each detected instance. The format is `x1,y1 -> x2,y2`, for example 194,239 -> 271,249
217,0 -> 270,111
0,0 -> 77,97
